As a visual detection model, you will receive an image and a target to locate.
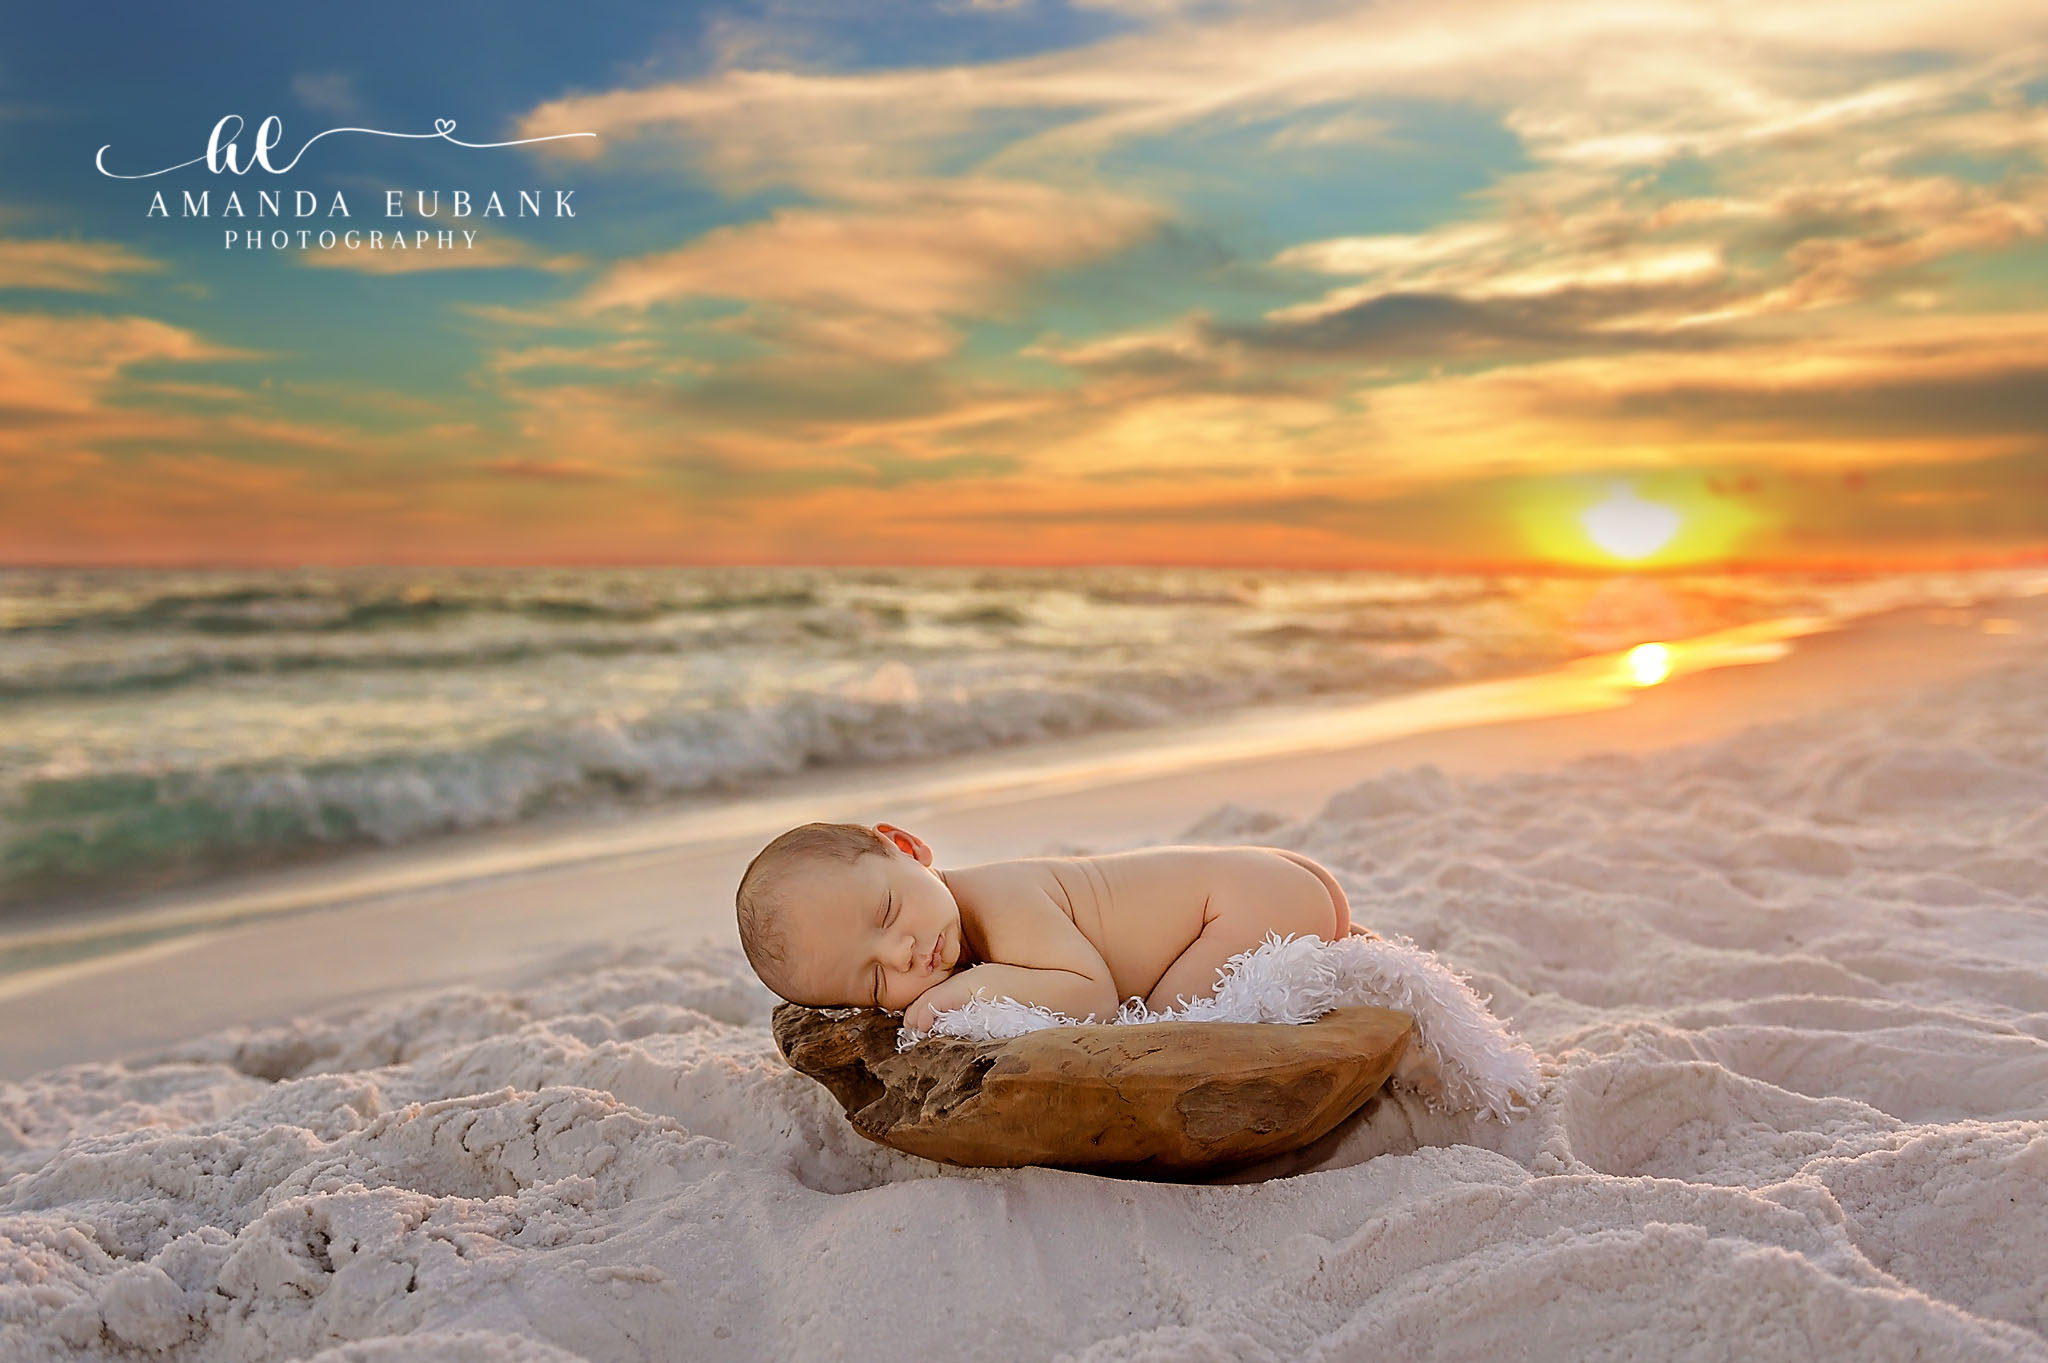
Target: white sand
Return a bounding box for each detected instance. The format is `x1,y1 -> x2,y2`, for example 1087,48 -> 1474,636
3,616 -> 2047,1360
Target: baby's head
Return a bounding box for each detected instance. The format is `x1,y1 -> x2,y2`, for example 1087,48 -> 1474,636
735,820 -> 965,1011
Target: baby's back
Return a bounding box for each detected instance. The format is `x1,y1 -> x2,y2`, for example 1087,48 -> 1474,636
972,845 -> 1347,1005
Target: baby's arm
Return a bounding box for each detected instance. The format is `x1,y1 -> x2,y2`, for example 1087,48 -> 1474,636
906,963 -> 1117,1031
904,869 -> 1119,1030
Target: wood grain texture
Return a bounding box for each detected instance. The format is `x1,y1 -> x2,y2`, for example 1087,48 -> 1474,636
772,1003 -> 1413,1177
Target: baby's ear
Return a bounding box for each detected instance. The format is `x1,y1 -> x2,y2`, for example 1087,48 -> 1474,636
875,823 -> 933,864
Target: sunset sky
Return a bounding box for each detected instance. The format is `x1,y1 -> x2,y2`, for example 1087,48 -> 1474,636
4,0 -> 2046,570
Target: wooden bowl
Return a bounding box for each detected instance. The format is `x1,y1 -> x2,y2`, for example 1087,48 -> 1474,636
772,1003 -> 1413,1177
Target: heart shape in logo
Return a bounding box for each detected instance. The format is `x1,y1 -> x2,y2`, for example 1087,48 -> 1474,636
434,118 -> 456,136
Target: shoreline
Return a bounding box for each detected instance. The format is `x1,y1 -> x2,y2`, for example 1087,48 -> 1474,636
0,592 -> 2040,1079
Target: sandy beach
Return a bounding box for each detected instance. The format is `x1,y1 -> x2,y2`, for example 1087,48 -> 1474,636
2,593 -> 2045,1360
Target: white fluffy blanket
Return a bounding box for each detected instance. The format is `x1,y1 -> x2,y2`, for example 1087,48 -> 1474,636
896,931 -> 1542,1122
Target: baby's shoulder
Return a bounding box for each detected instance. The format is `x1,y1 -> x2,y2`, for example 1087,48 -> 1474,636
948,859 -> 1077,943
955,856 -> 1069,906
954,859 -> 1108,970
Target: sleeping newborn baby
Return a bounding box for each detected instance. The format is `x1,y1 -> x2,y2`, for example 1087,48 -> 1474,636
735,820 -> 1379,1032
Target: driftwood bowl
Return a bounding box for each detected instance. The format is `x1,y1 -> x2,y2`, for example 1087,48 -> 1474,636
772,1002 -> 1414,1176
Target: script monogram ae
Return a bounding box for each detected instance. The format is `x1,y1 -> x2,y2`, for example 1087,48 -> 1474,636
193,112 -> 367,176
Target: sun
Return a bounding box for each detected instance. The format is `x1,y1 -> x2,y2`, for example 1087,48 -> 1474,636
1582,484 -> 1683,561
1624,642 -> 1671,687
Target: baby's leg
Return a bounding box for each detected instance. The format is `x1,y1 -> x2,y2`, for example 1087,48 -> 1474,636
1144,893 -> 1331,1012
1144,927 -> 1246,1013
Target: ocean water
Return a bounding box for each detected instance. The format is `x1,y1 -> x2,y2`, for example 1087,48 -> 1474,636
1,564 -> 2038,907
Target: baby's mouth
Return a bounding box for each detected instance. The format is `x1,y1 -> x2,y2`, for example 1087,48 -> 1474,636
928,932 -> 943,972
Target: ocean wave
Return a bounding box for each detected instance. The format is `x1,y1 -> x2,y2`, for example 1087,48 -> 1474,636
0,600 -> 917,701
2,583 -> 822,636
6,564 -> 2042,906
0,629 -> 788,700
1239,615 -> 1444,645
0,652 -> 1461,906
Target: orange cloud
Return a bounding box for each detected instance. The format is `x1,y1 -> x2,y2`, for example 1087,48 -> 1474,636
0,310 -> 376,518
479,456 -> 622,481
1350,310 -> 2048,481
0,311 -> 259,419
299,236 -> 591,275
0,237 -> 164,292
577,177 -> 1165,362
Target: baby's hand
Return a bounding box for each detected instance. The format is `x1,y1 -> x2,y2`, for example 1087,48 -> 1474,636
904,992 -> 943,1033
903,973 -> 975,1032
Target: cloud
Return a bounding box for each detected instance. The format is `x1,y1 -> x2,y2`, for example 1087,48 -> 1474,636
0,338 -> 392,565
0,311 -> 258,418
1211,289 -> 1726,360
1265,169 -> 2045,342
478,457 -> 622,481
1024,316 -> 1342,397
883,438 -> 2048,566
300,237 -> 590,275
290,72 -> 362,118
502,0 -> 2048,391
1536,320 -> 2048,444
484,338 -> 707,378
983,302 -> 2048,504
512,0 -> 2048,194
624,360 -> 976,428
581,177 -> 1161,315
1342,310 -> 2048,481
0,238 -> 164,292
1263,110 -> 1403,150
577,176 -> 1165,361
1275,222 -> 1517,277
